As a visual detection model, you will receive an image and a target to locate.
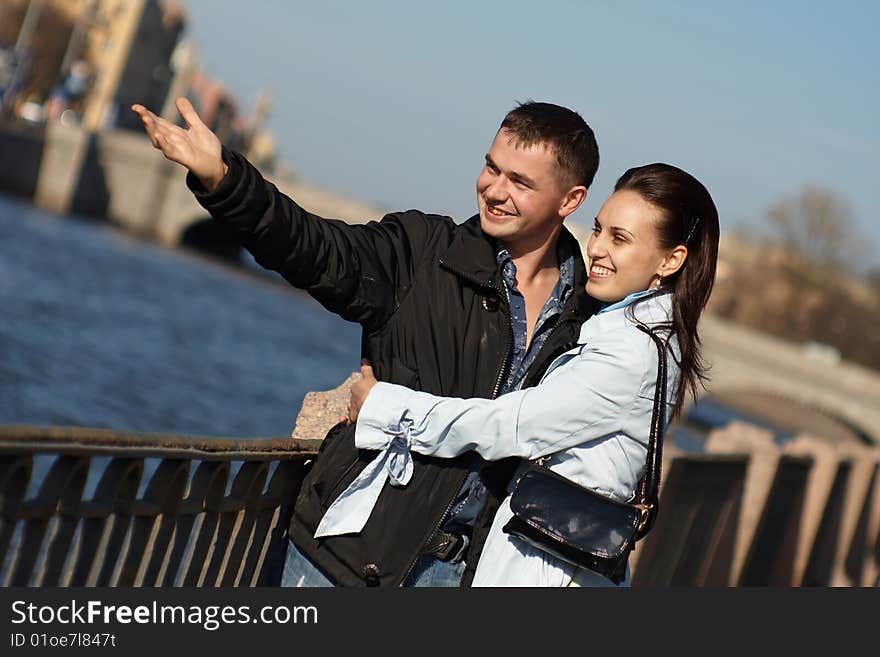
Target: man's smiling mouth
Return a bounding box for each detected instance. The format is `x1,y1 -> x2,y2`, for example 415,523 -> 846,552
486,204 -> 514,218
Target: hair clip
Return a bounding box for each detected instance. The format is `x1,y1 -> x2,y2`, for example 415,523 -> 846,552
685,216 -> 701,244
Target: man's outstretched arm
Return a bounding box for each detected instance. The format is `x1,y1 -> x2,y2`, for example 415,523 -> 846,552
132,98 -> 441,330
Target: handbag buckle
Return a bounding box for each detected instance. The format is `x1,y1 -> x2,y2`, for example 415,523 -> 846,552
635,503 -> 653,534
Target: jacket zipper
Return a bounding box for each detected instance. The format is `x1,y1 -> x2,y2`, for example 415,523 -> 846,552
398,260 -> 513,586
491,279 -> 515,398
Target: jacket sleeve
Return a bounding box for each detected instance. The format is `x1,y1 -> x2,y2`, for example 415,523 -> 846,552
187,148 -> 445,330
354,327 -> 656,461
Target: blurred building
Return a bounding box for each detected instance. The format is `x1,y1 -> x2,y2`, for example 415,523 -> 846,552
71,0 -> 187,131
1,0 -> 284,239
3,1 -> 266,149
0,0 -> 76,115
1,0 -> 187,128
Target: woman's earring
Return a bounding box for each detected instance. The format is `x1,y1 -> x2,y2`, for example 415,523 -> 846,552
653,273 -> 663,288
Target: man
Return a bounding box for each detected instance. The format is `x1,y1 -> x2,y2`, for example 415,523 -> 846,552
132,98 -> 600,587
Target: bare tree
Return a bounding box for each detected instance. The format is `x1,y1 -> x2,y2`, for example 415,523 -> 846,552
766,185 -> 865,271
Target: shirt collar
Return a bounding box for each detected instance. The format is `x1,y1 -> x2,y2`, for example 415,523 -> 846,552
494,239 -> 576,301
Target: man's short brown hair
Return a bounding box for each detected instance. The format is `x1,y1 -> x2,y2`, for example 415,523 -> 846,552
500,101 -> 599,190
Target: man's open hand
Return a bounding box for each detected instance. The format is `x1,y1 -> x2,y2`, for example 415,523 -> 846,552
131,97 -> 227,192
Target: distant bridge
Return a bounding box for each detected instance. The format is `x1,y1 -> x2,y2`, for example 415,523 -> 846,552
698,314 -> 880,445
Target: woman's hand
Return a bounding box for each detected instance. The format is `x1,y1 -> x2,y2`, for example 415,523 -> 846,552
347,363 -> 378,424
131,97 -> 227,191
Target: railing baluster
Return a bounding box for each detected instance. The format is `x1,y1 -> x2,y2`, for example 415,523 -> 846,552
213,462 -> 267,586
72,458 -> 142,586
0,455 -> 32,574
178,462 -> 229,586
158,460 -> 220,586
33,457 -> 91,585
127,459 -> 190,586
244,460 -> 306,586
12,455 -> 89,585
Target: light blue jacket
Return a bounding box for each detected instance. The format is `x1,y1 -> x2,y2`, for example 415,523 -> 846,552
316,292 -> 679,586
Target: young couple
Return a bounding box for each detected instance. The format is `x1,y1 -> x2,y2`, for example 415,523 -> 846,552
133,97 -> 719,587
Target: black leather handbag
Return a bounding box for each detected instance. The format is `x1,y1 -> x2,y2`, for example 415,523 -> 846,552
502,325 -> 668,585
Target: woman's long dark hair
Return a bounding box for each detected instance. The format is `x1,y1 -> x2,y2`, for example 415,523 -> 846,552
615,163 -> 720,419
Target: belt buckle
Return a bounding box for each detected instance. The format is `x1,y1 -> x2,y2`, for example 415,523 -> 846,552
426,530 -> 466,561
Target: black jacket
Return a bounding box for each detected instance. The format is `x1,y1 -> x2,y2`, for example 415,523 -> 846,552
190,149 -> 597,586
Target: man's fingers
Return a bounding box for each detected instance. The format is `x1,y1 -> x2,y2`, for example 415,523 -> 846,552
145,123 -> 171,152
134,107 -> 155,137
176,96 -> 204,130
360,364 -> 375,379
132,104 -> 161,126
132,106 -> 189,161
142,118 -> 165,149
134,105 -> 174,140
131,103 -> 153,119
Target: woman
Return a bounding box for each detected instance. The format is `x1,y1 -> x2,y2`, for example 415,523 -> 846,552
324,163 -> 719,586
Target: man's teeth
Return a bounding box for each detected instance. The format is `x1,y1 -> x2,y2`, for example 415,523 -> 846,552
591,265 -> 613,276
488,206 -> 509,216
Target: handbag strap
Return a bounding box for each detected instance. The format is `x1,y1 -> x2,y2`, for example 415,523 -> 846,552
634,324 -> 669,517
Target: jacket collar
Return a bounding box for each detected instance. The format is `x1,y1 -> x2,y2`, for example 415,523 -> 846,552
438,215 -> 503,287
439,215 -> 593,311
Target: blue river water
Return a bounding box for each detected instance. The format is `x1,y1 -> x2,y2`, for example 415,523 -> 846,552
0,195 -> 361,438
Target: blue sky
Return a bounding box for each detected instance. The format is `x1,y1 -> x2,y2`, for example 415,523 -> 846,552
179,1 -> 879,265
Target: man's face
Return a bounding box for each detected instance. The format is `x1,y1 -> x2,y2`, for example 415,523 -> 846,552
476,128 -> 573,255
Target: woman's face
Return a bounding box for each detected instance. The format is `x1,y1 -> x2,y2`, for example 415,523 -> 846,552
585,189 -> 673,303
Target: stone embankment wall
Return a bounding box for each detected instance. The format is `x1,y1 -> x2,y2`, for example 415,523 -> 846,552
0,122 -> 384,246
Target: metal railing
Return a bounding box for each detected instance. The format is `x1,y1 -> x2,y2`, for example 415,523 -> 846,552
0,425 -> 319,587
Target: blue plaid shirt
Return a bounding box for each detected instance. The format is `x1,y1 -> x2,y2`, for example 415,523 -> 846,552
442,240 -> 575,533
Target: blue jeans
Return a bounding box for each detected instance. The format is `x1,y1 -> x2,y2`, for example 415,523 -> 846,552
280,539 -> 333,587
405,554 -> 466,587
279,539 -> 465,587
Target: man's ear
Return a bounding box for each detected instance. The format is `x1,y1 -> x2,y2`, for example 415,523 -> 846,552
659,245 -> 688,278
559,185 -> 587,219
